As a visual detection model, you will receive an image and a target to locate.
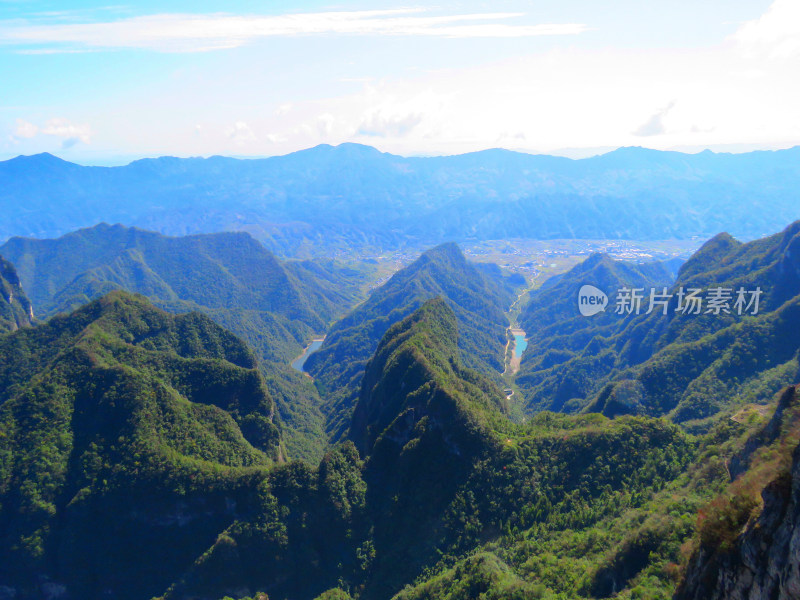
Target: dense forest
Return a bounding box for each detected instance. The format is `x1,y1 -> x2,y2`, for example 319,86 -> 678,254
3,0 -> 798,596
0,220 -> 798,599
0,224 -> 374,461
517,221 -> 800,425
305,242 -> 523,441
0,292 -> 282,599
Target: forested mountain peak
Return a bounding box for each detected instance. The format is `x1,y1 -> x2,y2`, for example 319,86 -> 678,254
2,151 -> 75,170
676,231 -> 742,281
351,298 -> 507,457
305,241 -> 517,442
518,251 -> 674,339
517,219 -> 800,422
1,223 -> 293,316
415,241 -> 466,265
0,290 -> 282,599
296,142 -> 390,160
0,223 -> 373,461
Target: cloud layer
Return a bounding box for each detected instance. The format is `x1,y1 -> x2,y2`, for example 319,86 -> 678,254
11,118 -> 91,149
1,9 -> 588,53
2,2 -> 798,161
730,0 -> 800,58
633,101 -> 676,137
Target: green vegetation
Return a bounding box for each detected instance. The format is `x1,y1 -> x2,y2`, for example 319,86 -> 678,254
515,253 -> 677,413
1,219 -> 799,600
352,297 -> 509,455
163,299 -> 718,600
306,242 -> 521,442
0,224 -> 375,461
695,387 -> 800,552
160,442 -> 371,600
516,221 -> 800,425
0,291 -> 284,599
391,388 -> 800,600
673,387 -> 800,600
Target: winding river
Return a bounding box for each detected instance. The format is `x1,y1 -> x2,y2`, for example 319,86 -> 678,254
291,338 -> 325,372
505,328 -> 527,375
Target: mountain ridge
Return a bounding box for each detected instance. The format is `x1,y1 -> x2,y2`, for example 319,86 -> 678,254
0,223 -> 373,461
8,143 -> 800,169
0,290 -> 282,599
3,222 -> 800,599
305,241 -> 519,442
4,144 -> 800,254
516,220 -> 800,424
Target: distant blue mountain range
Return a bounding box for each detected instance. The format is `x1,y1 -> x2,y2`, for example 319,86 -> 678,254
2,143 -> 799,255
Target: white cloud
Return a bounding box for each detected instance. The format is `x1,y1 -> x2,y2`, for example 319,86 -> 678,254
9,117 -> 91,147
496,131 -> 527,144
41,118 -> 91,144
347,87 -> 449,141
60,136 -> 81,149
0,9 -> 589,53
358,110 -> 423,137
295,112 -> 352,140
276,36 -> 797,156
730,0 -> 800,58
226,120 -> 256,144
7,4 -> 797,160
315,113 -> 336,137
633,101 -> 676,137
14,118 -> 38,138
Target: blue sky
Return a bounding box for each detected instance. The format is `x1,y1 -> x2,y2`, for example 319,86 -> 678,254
1,0 -> 798,163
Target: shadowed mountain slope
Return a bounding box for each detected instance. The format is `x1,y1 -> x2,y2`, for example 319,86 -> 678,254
516,221 -> 800,424
161,300 -> 697,600
305,242 -> 521,441
0,291 -> 282,600
0,224 -> 373,460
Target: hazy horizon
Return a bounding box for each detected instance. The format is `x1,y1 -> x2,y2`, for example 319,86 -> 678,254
5,140 -> 800,168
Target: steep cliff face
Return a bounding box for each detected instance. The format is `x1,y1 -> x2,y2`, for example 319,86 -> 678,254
675,407 -> 800,600
0,254 -> 33,332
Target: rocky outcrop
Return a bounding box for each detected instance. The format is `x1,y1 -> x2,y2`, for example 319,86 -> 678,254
0,254 -> 33,332
675,442 -> 800,600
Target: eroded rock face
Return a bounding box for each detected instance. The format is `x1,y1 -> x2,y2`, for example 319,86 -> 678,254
675,443 -> 800,600
0,254 -> 33,333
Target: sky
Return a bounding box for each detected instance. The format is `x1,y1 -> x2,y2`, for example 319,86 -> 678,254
1,0 -> 799,164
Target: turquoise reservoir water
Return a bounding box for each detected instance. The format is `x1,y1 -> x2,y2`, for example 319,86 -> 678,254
514,334 -> 527,358
291,339 -> 324,372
